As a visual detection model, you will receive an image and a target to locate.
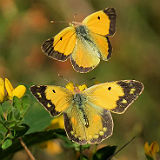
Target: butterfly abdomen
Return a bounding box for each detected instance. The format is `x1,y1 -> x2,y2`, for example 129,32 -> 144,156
73,93 -> 86,106
72,93 -> 89,127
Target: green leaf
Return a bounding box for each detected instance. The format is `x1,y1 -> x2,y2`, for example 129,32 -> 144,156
13,96 -> 21,110
7,111 -> 14,121
1,101 -> 12,113
6,133 -> 14,139
22,95 -> 30,113
0,133 -> 3,141
2,139 -> 12,150
74,144 -> 90,151
23,102 -> 52,134
12,124 -> 29,138
0,115 -> 5,121
78,155 -> 89,160
13,109 -> 20,120
145,154 -> 154,160
0,123 -> 7,136
0,106 -> 3,115
93,145 -> 117,160
3,121 -> 17,129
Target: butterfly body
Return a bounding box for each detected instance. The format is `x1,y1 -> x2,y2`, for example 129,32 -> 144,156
31,80 -> 144,144
42,8 -> 116,73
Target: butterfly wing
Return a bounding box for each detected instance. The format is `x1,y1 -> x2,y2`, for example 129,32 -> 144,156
71,36 -> 100,73
42,27 -> 76,61
30,85 -> 73,116
64,103 -> 113,144
89,32 -> 112,61
83,80 -> 144,114
82,8 -> 116,36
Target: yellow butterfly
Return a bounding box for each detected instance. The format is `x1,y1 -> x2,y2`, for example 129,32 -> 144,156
30,80 -> 144,145
41,8 -> 116,73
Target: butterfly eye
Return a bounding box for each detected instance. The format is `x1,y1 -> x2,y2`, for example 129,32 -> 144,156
52,89 -> 56,93
60,37 -> 63,40
97,16 -> 100,20
108,87 -> 111,91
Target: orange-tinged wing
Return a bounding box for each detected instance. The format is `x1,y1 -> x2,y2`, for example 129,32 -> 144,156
89,31 -> 112,60
42,27 -> 76,61
84,80 -> 144,114
82,8 -> 116,36
71,38 -> 100,73
64,103 -> 113,144
30,85 -> 73,116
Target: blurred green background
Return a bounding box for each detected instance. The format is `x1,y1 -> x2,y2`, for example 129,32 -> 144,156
0,0 -> 160,159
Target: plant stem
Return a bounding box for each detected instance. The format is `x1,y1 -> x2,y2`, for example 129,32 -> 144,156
19,137 -> 35,160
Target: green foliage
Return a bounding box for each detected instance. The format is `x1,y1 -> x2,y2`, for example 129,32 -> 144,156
0,96 -> 30,150
79,155 -> 89,160
145,155 -> 154,160
0,129 -> 65,159
93,146 -> 117,160
2,139 -> 12,150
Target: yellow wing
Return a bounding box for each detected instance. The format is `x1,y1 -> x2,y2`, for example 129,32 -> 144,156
84,80 -> 144,114
71,37 -> 100,73
30,85 -> 73,116
82,8 -> 116,36
41,27 -> 76,61
64,103 -> 113,144
89,31 -> 112,61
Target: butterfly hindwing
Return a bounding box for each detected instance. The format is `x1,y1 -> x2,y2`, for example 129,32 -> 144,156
42,27 -> 76,61
70,35 -> 100,73
82,8 -> 116,36
84,80 -> 144,114
89,32 -> 112,61
30,85 -> 72,116
63,103 -> 113,144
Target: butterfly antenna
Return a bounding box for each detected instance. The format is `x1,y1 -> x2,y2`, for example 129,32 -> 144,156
106,136 -> 137,160
89,77 -> 96,81
57,73 -> 70,83
73,13 -> 78,21
81,77 -> 96,85
50,20 -> 69,24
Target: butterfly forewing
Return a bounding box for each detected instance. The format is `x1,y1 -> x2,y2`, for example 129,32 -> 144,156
82,8 -> 116,36
42,27 -> 76,61
30,85 -> 73,116
84,80 -> 144,114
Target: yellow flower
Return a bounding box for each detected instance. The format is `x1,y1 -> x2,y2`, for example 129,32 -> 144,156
78,84 -> 87,91
0,78 -> 5,103
41,116 -> 64,155
50,115 -> 64,129
5,78 -> 26,100
65,82 -> 75,93
66,82 -> 87,93
44,140 -> 62,155
144,141 -> 159,159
